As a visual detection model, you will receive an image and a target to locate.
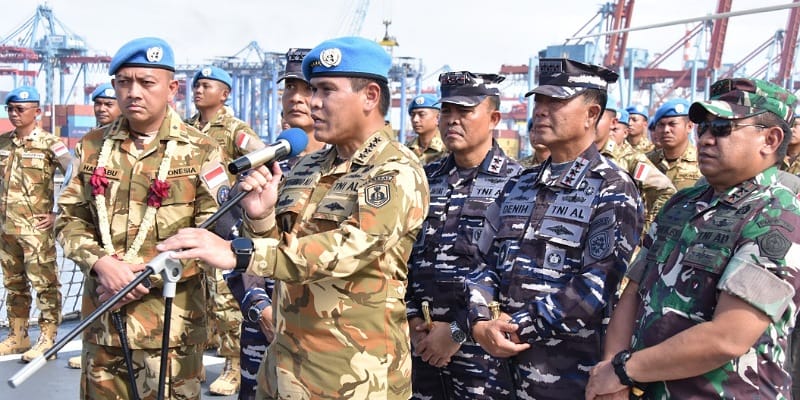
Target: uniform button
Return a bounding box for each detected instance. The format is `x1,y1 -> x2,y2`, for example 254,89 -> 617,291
259,262 -> 267,269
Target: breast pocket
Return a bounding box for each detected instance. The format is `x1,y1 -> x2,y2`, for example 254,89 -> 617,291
156,176 -> 197,239
20,156 -> 45,185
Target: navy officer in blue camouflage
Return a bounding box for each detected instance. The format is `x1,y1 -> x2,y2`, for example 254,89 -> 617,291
466,58 -> 644,399
406,71 -> 521,399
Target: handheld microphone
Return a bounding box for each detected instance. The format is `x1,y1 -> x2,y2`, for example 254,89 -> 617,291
228,128 -> 309,174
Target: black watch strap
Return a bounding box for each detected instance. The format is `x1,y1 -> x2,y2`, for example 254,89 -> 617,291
612,350 -> 639,388
231,237 -> 254,272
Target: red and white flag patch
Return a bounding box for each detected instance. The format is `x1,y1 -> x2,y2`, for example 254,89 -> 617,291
51,141 -> 69,158
235,131 -> 250,151
201,163 -> 228,189
633,161 -> 651,182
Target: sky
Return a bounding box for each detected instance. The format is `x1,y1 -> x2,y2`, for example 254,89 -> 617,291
1,0 -> 798,94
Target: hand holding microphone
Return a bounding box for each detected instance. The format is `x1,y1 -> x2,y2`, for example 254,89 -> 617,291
228,128 -> 309,174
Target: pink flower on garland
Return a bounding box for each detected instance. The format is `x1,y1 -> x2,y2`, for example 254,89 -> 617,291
90,167 -> 109,196
147,179 -> 171,208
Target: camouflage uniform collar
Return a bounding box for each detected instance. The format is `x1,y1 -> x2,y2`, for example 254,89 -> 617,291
715,166 -> 776,206
600,139 -> 615,157
12,127 -> 40,145
429,139 -> 509,177
109,107 -> 191,144
407,130 -> 446,153
537,143 -> 599,188
653,144 -> 698,163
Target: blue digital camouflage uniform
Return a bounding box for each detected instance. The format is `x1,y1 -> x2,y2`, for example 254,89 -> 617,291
407,141 -> 521,399
626,167 -> 800,398
468,144 -> 643,399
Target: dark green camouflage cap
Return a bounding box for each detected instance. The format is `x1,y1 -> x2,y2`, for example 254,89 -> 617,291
689,78 -> 797,123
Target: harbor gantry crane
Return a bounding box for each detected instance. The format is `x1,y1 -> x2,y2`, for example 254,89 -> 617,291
0,4 -> 110,105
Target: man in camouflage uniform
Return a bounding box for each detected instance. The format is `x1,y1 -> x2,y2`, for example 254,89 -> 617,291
56,37 -> 225,399
466,58 -> 643,399
518,118 -> 551,168
587,78 -> 800,399
186,65 -> 265,396
0,86 -> 70,362
626,104 -> 654,153
158,36 -> 429,399
596,99 -> 675,231
67,82 -> 122,370
406,71 -> 520,399
224,47 -> 323,400
406,93 -> 447,165
647,99 -> 703,190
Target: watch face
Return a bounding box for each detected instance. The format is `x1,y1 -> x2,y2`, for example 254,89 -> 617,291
248,306 -> 262,323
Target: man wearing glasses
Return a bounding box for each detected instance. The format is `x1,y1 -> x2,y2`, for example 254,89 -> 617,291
0,86 -> 70,361
586,78 -> 800,399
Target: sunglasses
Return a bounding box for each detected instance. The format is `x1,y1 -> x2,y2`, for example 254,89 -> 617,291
696,120 -> 766,138
5,105 -> 38,114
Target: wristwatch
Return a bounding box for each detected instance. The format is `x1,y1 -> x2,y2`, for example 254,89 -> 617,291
247,300 -> 269,324
449,321 -> 467,345
612,349 -> 645,397
230,237 -> 254,273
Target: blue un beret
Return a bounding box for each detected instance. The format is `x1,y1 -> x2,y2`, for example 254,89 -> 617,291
408,94 -> 441,115
302,36 -> 391,83
109,37 -> 175,75
5,86 -> 40,104
650,98 -> 690,130
626,104 -> 649,120
617,109 -> 630,125
91,83 -> 116,101
193,66 -> 233,89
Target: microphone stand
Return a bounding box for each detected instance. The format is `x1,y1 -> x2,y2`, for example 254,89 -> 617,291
8,186 -> 250,398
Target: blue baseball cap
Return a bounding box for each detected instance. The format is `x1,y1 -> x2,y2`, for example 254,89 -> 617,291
109,37 -> 175,75
626,104 -> 649,120
193,66 -> 233,89
408,94 -> 440,115
5,86 -> 40,104
91,83 -> 116,101
302,36 -> 391,83
650,98 -> 690,130
617,109 -> 630,125
279,48 -> 311,83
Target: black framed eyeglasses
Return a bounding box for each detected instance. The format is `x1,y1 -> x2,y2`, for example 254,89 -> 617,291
696,120 -> 766,138
5,105 -> 37,114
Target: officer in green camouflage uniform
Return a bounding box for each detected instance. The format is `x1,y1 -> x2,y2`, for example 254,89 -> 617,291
186,65 -> 265,396
646,99 -> 703,190
158,36 -> 429,400
597,99 -> 675,231
0,86 -> 70,362
56,37 -> 225,400
587,78 -> 800,399
518,118 -> 550,168
406,93 -> 447,165
626,104 -> 655,153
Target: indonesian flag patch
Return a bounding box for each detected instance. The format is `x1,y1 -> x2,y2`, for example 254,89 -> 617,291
633,161 -> 651,182
51,141 -> 69,158
201,162 -> 227,189
235,131 -> 250,151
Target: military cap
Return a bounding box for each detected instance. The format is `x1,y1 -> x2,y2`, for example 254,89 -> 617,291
5,86 -> 40,104
408,94 -> 441,115
525,58 -> 618,99
109,37 -> 175,75
689,78 -> 797,124
649,98 -> 690,130
617,109 -> 630,125
279,48 -> 311,83
90,83 -> 116,101
438,71 -> 504,107
193,66 -> 233,89
302,36 -> 391,83
626,104 -> 649,120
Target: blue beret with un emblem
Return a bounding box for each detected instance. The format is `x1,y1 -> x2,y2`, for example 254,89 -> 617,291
5,86 -> 40,104
91,83 -> 116,101
109,37 -> 175,75
302,36 -> 391,83
408,94 -> 440,115
193,66 -> 233,90
626,104 -> 649,120
617,109 -> 630,125
650,98 -> 690,129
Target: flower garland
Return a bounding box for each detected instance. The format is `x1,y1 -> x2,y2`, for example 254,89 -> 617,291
92,132 -> 177,264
